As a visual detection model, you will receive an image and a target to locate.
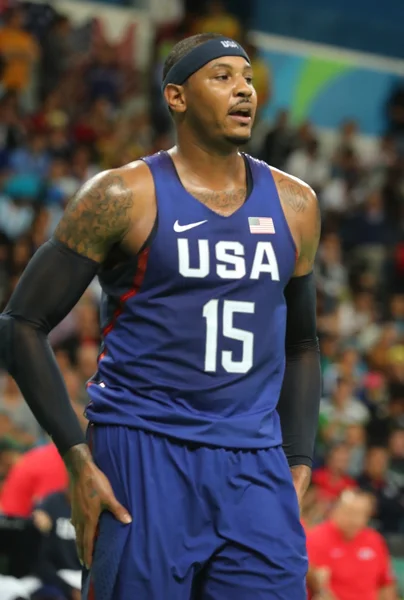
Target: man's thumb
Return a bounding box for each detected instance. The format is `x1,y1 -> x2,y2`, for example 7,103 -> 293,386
109,498 -> 132,524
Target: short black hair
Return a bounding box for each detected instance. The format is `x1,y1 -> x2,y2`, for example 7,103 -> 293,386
162,32 -> 224,82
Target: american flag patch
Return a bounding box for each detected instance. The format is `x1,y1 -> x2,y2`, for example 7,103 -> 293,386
248,217 -> 275,234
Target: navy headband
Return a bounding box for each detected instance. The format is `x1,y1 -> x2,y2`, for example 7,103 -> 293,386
162,37 -> 250,91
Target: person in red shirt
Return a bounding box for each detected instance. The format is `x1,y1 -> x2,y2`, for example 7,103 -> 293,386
312,443 -> 356,503
0,443 -> 68,517
306,489 -> 397,600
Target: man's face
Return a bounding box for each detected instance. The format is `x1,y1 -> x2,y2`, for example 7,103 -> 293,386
170,55 -> 257,147
334,494 -> 374,539
328,445 -> 350,474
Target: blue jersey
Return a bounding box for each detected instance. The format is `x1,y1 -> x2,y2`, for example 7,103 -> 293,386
85,151 -> 296,448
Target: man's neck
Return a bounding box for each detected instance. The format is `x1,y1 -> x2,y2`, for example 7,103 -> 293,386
331,519 -> 359,541
172,133 -> 243,188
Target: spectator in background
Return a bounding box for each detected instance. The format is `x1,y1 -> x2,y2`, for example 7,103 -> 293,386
334,119 -> 360,158
75,343 -> 98,404
345,424 -> 367,478
321,146 -> 363,215
368,325 -> 398,374
285,137 -> 330,193
386,82 -> 404,140
191,0 -> 242,41
259,109 -> 295,169
366,383 -> 404,448
69,144 -> 99,185
0,191 -> 34,243
64,369 -> 88,432
0,92 -> 25,168
74,295 -> 101,346
390,294 -> 404,335
0,7 -> 40,94
389,429 -> 404,477
315,232 -> 348,313
0,439 -> 24,491
32,490 -> 81,600
86,42 -> 123,106
0,374 -> 42,446
8,131 -> 50,179
337,289 -> 377,340
0,442 -> 68,517
31,206 -> 52,250
343,189 -> 392,279
40,15 -> 73,101
312,443 -> 357,503
319,377 -> 370,447
307,490 -> 397,600
358,446 -> 404,534
30,89 -> 67,136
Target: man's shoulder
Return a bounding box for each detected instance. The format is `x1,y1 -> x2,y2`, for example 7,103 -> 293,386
306,520 -> 334,543
361,526 -> 387,548
246,156 -> 316,207
270,166 -> 316,204
97,158 -> 154,192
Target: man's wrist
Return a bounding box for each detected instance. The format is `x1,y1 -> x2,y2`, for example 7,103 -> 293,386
63,443 -> 93,478
290,464 -> 312,498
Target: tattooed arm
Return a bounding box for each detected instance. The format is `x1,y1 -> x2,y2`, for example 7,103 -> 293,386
276,176 -> 321,276
0,169 -> 136,447
0,168 -> 137,567
274,173 -> 322,506
54,170 -> 135,261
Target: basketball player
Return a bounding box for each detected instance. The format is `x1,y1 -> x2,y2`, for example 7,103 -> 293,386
0,34 -> 321,599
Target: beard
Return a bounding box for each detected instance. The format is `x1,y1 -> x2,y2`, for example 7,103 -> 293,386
224,132 -> 252,146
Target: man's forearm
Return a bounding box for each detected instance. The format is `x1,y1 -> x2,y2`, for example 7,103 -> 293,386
0,240 -> 98,456
291,465 -> 312,504
279,272 -> 322,471
0,316 -> 86,455
278,343 -> 321,469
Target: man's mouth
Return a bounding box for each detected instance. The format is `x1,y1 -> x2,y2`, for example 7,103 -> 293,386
228,106 -> 252,124
229,106 -> 252,125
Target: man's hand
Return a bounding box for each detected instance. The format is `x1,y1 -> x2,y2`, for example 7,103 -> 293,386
309,567 -> 338,600
64,444 -> 132,569
290,465 -> 311,508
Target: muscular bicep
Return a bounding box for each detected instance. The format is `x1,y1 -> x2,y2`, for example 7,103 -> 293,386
54,170 -> 135,263
294,186 -> 321,276
276,176 -> 321,277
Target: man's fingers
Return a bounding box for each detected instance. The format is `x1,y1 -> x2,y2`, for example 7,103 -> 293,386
83,519 -> 97,570
74,523 -> 84,567
107,496 -> 132,524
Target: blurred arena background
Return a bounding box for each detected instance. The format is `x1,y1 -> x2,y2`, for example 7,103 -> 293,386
0,0 -> 403,598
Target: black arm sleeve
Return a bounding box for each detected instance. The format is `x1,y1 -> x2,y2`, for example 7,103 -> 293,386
277,272 -> 321,469
0,239 -> 99,455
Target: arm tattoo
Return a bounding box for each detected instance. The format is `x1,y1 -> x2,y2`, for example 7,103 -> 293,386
278,178 -> 310,213
55,173 -> 134,262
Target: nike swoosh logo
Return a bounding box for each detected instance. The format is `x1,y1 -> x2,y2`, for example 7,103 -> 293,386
173,219 -> 208,233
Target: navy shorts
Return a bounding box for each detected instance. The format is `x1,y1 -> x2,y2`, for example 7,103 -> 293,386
82,425 -> 307,600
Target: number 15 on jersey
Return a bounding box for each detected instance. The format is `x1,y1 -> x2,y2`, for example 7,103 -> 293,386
203,300 -> 255,374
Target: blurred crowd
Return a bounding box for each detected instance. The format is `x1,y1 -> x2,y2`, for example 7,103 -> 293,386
0,0 -> 403,598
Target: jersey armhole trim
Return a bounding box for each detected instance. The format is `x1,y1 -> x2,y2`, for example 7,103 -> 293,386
267,166 -> 298,258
